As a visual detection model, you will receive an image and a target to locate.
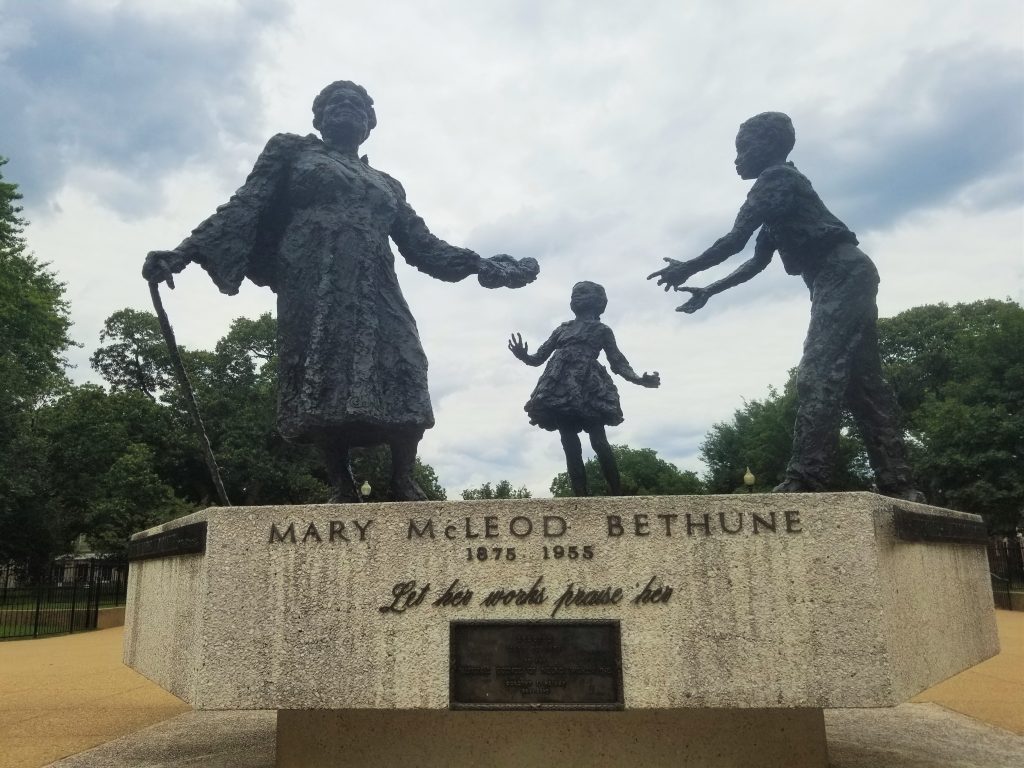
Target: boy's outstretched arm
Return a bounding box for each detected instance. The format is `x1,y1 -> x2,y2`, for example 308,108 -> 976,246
675,228 -> 775,313
648,200 -> 765,290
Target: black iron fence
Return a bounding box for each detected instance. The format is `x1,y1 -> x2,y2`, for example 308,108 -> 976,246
0,559 -> 128,640
988,537 -> 1024,611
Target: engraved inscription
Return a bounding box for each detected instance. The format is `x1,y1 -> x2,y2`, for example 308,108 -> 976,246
605,510 -> 803,536
127,522 -> 207,561
269,519 -> 372,544
379,576 -> 675,616
408,515 -> 570,540
265,510 -> 805,555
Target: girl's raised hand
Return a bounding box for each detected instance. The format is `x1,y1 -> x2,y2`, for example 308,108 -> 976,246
508,332 -> 529,361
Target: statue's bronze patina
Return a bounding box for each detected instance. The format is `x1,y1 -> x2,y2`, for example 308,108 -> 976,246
510,282 -> 659,496
144,81 -> 538,501
650,112 -> 921,500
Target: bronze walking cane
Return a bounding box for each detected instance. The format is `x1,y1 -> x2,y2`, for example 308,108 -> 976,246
148,276 -> 231,507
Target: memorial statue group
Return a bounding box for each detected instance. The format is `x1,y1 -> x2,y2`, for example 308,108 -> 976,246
142,81 -> 923,504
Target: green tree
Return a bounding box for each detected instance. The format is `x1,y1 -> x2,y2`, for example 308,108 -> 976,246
90,308 -> 172,400
461,480 -> 532,500
86,443 -> 190,554
699,376 -> 870,493
878,299 -> 1024,531
699,299 -> 1023,530
0,157 -> 24,248
0,157 -> 73,414
12,383 -> 193,557
0,158 -> 75,574
88,309 -> 447,506
550,445 -> 703,497
214,312 -> 276,380
0,427 -> 63,577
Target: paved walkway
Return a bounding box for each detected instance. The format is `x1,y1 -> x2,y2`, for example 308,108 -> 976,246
0,628 -> 188,768
912,609 -> 1024,734
0,612 -> 1021,767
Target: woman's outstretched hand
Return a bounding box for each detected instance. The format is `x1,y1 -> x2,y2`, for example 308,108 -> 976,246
638,371 -> 661,388
479,255 -> 540,289
508,332 -> 530,361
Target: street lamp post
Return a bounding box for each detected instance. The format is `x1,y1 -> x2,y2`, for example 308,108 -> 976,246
743,467 -> 755,494
359,480 -> 372,501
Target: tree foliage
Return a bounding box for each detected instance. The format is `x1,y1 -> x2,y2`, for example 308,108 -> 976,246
89,308 -> 172,400
85,443 -> 190,555
699,299 -> 1023,530
878,299 -> 1023,531
461,480 -> 532,500
0,158 -> 75,574
87,310 -> 448,507
0,157 -> 73,414
700,376 -> 870,493
550,445 -> 703,497
2,294 -> 451,566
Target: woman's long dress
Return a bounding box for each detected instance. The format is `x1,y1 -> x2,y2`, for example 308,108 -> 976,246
175,132 -> 480,446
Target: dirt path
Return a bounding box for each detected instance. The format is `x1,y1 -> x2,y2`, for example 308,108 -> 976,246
913,609 -> 1024,734
0,627 -> 188,768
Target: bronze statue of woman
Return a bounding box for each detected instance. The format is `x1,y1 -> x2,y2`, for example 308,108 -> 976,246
143,80 -> 538,501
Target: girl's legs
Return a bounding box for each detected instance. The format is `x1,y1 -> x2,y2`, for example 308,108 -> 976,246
589,424 -> 622,496
558,426 -> 588,496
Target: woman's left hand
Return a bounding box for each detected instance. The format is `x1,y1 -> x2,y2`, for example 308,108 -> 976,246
479,255 -> 540,289
638,371 -> 661,388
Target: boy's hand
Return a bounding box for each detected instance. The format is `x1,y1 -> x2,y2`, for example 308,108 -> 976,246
647,258 -> 699,291
675,286 -> 710,313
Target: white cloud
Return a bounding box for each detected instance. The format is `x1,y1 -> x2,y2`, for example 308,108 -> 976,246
5,0 -> 1022,497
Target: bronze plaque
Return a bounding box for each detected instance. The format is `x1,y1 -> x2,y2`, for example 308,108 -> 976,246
450,620 -> 623,710
892,508 -> 988,544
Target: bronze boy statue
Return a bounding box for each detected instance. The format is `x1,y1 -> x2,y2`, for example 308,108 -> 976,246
649,112 -> 922,500
509,281 -> 660,496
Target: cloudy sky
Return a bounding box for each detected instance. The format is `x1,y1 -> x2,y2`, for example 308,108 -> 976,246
2,0 -> 1022,497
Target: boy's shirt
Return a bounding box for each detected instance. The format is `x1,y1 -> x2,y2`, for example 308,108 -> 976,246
744,162 -> 859,278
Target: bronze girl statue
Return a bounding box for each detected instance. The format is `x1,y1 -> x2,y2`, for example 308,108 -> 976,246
509,281 -> 659,496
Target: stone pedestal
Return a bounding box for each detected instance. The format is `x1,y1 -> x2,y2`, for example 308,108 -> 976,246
276,709 -> 828,768
123,493 -> 998,767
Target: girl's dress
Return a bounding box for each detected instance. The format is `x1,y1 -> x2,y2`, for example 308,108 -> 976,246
524,319 -> 627,431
